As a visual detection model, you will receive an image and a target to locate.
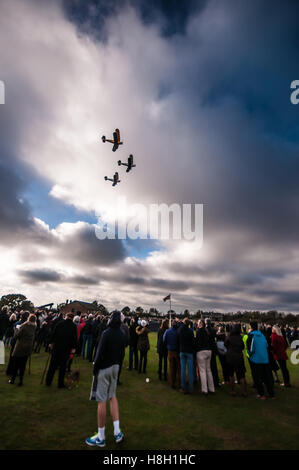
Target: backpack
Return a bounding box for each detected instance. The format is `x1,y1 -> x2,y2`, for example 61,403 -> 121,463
217,340 -> 227,355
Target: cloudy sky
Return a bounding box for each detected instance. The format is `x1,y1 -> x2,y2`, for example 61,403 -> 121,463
1,0 -> 299,313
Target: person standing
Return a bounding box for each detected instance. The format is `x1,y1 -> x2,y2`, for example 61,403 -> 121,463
118,313 -> 130,385
265,326 -> 280,384
128,317 -> 139,371
246,322 -> 275,400
178,318 -> 195,394
216,326 -> 230,384
157,319 -> 168,381
224,324 -> 247,397
86,311 -> 125,447
0,306 -> 9,341
4,313 -> 17,347
90,315 -> 101,363
271,325 -> 291,388
163,320 -> 181,389
242,328 -> 256,389
136,320 -> 150,374
76,316 -> 86,355
205,319 -> 220,388
9,314 -> 37,386
45,312 -> 77,388
81,314 -> 94,360
195,320 -> 215,395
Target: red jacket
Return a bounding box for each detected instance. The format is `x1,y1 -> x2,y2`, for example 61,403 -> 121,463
77,319 -> 86,340
271,333 -> 288,361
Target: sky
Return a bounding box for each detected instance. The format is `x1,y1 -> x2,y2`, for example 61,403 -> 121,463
1,0 -> 299,313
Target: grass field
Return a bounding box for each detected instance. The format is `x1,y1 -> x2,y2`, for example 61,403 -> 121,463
0,333 -> 298,450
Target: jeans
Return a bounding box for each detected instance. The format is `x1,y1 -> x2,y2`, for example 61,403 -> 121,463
81,334 -> 93,360
180,352 -> 194,393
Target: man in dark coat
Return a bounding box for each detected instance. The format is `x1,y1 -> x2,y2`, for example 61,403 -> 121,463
128,317 -> 139,371
0,307 -> 9,341
45,312 -> 77,388
117,313 -> 130,385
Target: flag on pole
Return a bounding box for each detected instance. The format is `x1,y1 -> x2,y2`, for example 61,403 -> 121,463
163,294 -> 171,302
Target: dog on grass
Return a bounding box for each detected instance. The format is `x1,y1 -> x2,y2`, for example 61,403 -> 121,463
66,369 -> 80,390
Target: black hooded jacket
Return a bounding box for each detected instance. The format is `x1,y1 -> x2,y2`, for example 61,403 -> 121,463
93,311 -> 125,374
49,318 -> 77,354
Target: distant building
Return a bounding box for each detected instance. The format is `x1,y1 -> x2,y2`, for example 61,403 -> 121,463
60,300 -> 98,316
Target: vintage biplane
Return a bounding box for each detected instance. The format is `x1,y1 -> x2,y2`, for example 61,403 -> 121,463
104,171 -> 121,186
101,128 -> 123,152
118,154 -> 136,173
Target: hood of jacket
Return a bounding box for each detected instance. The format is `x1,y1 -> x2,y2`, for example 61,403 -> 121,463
108,311 -> 121,328
250,330 -> 263,338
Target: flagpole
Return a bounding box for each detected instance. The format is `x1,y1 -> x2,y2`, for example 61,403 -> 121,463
169,296 -> 172,328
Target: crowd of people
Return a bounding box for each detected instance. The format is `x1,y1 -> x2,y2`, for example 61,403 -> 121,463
159,317 -> 296,399
0,305 -> 297,394
0,305 -> 298,446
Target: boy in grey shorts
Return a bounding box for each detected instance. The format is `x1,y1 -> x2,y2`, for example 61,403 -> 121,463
85,311 -> 125,447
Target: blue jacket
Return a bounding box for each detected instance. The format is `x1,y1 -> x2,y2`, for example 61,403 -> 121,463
247,330 -> 269,364
163,327 -> 179,352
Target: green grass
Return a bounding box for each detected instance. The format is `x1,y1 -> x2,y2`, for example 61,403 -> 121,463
0,333 -> 298,450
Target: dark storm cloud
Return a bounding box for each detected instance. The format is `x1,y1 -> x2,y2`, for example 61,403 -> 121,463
63,0 -> 207,39
58,224 -> 127,266
19,268 -> 62,284
0,162 -> 33,241
254,289 -> 299,306
67,274 -> 100,285
275,292 -> 299,306
19,268 -> 100,286
18,222 -> 128,269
